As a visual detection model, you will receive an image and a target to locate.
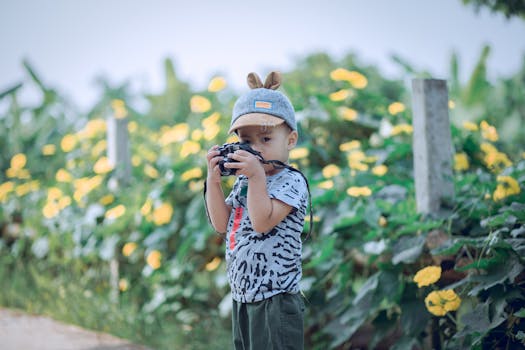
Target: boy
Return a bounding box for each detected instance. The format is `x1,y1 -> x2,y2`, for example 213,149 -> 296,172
205,71 -> 308,349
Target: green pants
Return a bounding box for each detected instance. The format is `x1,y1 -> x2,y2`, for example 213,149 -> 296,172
232,293 -> 305,350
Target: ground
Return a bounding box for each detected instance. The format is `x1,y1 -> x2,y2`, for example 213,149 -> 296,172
0,308 -> 151,350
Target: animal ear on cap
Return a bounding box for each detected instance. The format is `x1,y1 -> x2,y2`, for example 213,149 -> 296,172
264,71 -> 281,90
247,72 -> 263,89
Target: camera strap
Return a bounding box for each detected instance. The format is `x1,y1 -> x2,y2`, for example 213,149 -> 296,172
203,159 -> 314,242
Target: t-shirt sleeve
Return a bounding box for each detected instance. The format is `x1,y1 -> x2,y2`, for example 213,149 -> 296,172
268,170 -> 308,211
225,177 -> 242,206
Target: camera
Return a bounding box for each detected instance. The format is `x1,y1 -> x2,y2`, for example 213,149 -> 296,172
216,142 -> 262,176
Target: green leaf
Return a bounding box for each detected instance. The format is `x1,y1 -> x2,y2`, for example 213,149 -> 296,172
391,235 -> 426,265
400,299 -> 430,336
514,308 -> 525,318
455,250 -> 507,271
394,220 -> 442,237
468,256 -> 524,296
431,237 -> 486,255
353,273 -> 379,307
305,235 -> 336,268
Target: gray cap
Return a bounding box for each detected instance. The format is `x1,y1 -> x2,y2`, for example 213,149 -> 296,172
229,72 -> 296,134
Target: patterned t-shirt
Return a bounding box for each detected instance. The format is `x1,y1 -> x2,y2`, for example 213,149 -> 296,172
224,168 -> 308,303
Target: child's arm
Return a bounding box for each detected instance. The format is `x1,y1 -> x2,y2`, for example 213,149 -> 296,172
205,146 -> 231,233
225,150 -> 292,233
246,174 -> 293,233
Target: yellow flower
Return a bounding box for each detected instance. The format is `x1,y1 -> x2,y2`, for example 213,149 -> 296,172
201,112 -> 221,141
99,194 -> 115,206
290,147 -> 309,160
317,180 -> 334,190
347,150 -> 369,171
205,257 -> 222,271
58,196 -> 71,209
43,201 -> 60,219
226,134 -> 239,144
203,124 -> 220,141
111,99 -> 128,119
181,167 -> 203,182
10,153 -> 27,170
56,169 -> 73,183
119,278 -> 129,292
146,250 -> 162,270
128,121 -> 138,133
47,187 -> 63,201
122,242 -> 138,257
462,121 -> 478,131
322,164 -> 341,178
413,266 -> 442,288
338,107 -> 358,121
378,216 -> 387,227
0,181 -> 14,202
339,140 -> 361,152
349,72 -> 368,89
190,95 -> 212,113
79,119 -> 106,138
454,153 -> 469,171
61,134 -> 78,152
330,68 -> 353,81
372,165 -> 388,176
152,203 -> 173,226
202,112 -> 221,127
93,156 -> 114,174
141,199 -> 152,216
132,155 -> 141,167
493,176 -> 521,201
208,76 -> 227,92
180,140 -> 201,158
91,140 -> 107,157
482,149 -> 512,173
105,204 -> 126,220
189,180 -> 204,192
191,129 -> 203,141
144,164 -> 159,179
388,102 -> 405,115
6,167 -> 31,179
425,290 -> 461,316
42,144 -> 56,156
329,89 -> 351,102
15,181 -> 39,196
448,100 -> 456,109
160,123 -> 190,145
480,121 -> 498,142
391,124 -> 413,136
330,68 -> 368,88
346,186 -> 372,197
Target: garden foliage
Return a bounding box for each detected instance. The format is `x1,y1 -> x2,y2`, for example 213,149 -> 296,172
1,50 -> 524,349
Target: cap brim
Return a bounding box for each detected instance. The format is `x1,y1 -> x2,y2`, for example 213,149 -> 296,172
228,113 -> 285,134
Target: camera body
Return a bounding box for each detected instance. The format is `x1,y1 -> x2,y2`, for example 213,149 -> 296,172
216,142 -> 262,176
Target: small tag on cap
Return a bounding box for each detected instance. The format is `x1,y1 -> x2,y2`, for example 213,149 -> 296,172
254,100 -> 272,109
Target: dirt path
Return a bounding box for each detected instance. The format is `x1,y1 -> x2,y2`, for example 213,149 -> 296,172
0,308 -> 152,350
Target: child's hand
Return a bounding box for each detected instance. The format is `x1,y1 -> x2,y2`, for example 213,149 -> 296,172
225,150 -> 265,179
206,145 -> 223,184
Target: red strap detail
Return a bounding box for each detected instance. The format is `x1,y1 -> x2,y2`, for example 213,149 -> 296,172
229,207 -> 243,250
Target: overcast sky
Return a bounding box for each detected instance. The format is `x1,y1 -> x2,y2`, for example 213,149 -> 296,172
1,0 -> 524,109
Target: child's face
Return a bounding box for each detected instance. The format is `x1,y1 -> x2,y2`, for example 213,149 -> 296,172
236,123 -> 298,173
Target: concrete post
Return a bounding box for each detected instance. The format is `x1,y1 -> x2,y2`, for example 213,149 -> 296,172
107,116 -> 131,184
411,79 -> 454,214
106,115 -> 130,302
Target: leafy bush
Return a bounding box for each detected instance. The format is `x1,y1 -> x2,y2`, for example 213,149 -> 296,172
1,51 -> 524,349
